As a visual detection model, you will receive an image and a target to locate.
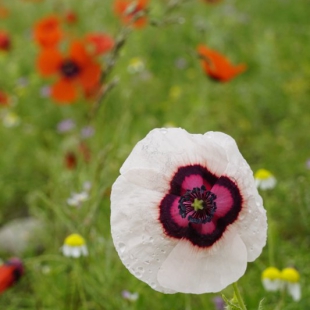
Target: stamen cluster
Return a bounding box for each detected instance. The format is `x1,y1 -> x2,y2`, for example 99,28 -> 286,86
178,185 -> 217,224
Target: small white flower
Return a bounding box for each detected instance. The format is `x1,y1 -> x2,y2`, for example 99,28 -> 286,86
127,57 -> 145,74
111,128 -> 267,294
67,192 -> 88,207
281,267 -> 301,302
62,234 -> 88,258
261,267 -> 282,291
121,290 -> 139,301
254,169 -> 277,190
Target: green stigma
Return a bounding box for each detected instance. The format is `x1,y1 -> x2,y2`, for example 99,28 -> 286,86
191,198 -> 204,211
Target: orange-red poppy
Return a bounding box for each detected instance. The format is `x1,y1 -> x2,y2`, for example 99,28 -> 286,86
33,15 -> 63,48
64,11 -> 78,24
0,90 -> 9,106
0,258 -> 24,294
65,151 -> 77,169
114,0 -> 149,28
0,31 -> 11,51
37,40 -> 102,104
85,33 -> 114,56
197,45 -> 246,82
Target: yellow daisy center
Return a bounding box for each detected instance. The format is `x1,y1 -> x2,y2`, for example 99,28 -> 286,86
281,267 -> 300,283
262,267 -> 281,280
64,234 -> 85,247
255,169 -> 273,180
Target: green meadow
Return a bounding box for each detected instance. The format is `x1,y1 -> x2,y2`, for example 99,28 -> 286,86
0,0 -> 309,309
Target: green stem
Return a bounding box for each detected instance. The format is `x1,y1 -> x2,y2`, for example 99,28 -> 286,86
232,282 -> 247,310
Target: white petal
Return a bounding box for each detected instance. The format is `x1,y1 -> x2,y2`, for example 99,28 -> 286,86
262,279 -> 281,291
80,245 -> 88,256
222,160 -> 267,261
120,128 -> 229,178
287,283 -> 301,301
62,245 -> 71,257
71,246 -> 82,258
111,174 -> 177,293
157,227 -> 247,294
235,192 -> 267,262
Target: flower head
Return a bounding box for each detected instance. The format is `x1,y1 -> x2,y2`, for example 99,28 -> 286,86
85,33 -> 114,56
37,40 -> 101,103
33,15 -> 63,48
261,267 -> 282,291
114,0 -> 149,28
62,234 -> 88,258
67,192 -> 88,207
197,45 -> 246,82
254,169 -> 276,190
0,258 -> 24,294
0,31 -> 11,51
110,128 -> 267,294
57,118 -> 76,133
121,290 -> 139,301
281,267 -> 301,301
0,90 -> 9,106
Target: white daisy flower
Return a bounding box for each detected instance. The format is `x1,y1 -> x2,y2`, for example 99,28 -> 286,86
121,290 -> 139,301
261,267 -> 282,291
62,234 -> 88,258
110,128 -> 267,294
254,169 -> 277,190
67,192 -> 88,207
281,267 -> 301,301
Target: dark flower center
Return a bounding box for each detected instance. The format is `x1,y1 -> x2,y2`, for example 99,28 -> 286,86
178,185 -> 217,224
60,59 -> 80,78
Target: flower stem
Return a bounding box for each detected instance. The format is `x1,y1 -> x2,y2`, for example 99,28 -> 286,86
232,282 -> 247,310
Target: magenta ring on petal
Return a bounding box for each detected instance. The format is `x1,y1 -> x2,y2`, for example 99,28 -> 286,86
159,165 -> 243,248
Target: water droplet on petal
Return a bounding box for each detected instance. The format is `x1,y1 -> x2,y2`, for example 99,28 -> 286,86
160,128 -> 167,134
150,282 -> 157,289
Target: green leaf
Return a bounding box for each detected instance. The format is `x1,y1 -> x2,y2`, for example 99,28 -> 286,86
222,294 -> 243,310
258,298 -> 265,310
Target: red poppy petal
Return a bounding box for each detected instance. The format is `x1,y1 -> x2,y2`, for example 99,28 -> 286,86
51,78 -> 77,104
0,265 -> 14,294
37,48 -> 63,76
78,62 -> 101,90
85,33 -> 114,55
69,41 -> 91,67
33,15 -> 63,48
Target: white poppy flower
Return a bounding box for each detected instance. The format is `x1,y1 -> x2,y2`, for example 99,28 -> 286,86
110,128 -> 267,294
254,169 -> 277,190
62,234 -> 88,258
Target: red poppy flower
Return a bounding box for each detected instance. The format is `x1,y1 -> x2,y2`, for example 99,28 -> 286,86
0,258 -> 24,294
114,0 -> 149,28
0,31 -> 11,51
65,151 -> 77,169
64,11 -> 78,24
197,45 -> 246,82
85,33 -> 114,56
33,15 -> 63,48
37,40 -> 102,104
64,143 -> 91,169
0,90 -> 9,106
